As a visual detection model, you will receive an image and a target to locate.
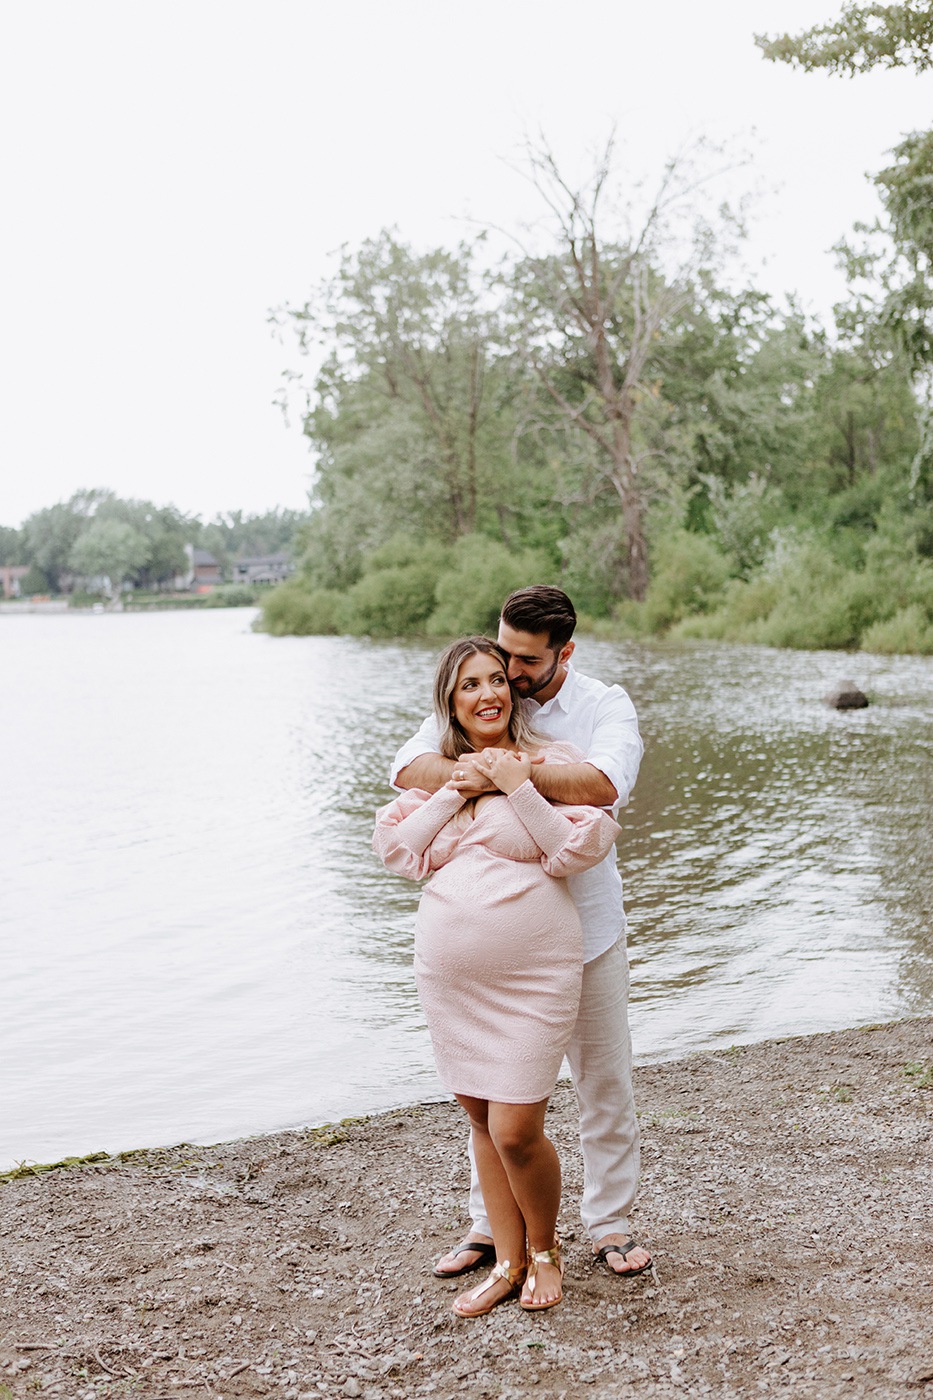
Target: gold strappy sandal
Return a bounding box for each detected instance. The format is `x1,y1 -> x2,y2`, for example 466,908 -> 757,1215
520,1239 -> 564,1312
451,1258 -> 527,1318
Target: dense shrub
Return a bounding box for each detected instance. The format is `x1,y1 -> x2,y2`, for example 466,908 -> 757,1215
641,530 -> 731,633
260,581 -> 344,636
702,472 -> 784,575
558,521 -> 628,617
19,563 -> 51,596
342,558 -> 445,636
861,605 -> 933,654
204,585 -> 260,608
426,535 -> 554,637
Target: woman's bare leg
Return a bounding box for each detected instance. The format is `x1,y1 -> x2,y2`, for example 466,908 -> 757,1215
452,1095 -> 527,1314
487,1100 -> 563,1307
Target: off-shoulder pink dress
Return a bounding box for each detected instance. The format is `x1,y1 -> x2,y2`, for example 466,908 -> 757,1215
373,745 -> 621,1103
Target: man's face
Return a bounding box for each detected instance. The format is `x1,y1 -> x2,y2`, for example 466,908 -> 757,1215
496,622 -> 572,702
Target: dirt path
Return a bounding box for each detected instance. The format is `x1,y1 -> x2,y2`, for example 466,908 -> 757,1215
2,1018 -> 932,1400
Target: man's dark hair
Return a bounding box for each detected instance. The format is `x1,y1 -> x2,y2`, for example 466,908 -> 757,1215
501,585 -> 577,651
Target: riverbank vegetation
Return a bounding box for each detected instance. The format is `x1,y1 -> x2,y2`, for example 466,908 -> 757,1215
0,494 -> 307,603
262,6 -> 933,654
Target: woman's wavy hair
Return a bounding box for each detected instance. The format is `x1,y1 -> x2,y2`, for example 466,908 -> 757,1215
433,636 -> 542,760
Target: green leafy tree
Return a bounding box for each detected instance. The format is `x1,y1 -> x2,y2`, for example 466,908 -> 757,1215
18,562 -> 51,595
756,2 -> 933,74
69,520 -> 150,597
92,498 -> 192,588
277,233 -> 550,589
22,489 -> 110,592
0,525 -> 24,566
759,4 -> 933,501
200,507 -> 308,569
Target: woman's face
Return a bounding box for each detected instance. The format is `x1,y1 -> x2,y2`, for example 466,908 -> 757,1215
452,651 -> 513,749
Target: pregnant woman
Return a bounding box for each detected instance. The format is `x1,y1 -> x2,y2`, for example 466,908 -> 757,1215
373,636 -> 620,1317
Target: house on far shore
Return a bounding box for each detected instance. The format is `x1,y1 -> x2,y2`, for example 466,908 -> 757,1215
230,552 -> 293,586
183,545 -> 223,591
0,565 -> 30,598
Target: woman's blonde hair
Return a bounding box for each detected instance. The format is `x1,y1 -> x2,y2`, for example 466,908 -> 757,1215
433,636 -> 542,760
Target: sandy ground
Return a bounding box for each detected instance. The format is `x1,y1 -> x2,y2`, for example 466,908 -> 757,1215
2,1018 -> 932,1400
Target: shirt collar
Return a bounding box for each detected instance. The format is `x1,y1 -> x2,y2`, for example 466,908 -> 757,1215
529,661 -> 576,715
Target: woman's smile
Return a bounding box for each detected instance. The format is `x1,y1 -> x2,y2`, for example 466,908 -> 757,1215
452,653 -> 513,746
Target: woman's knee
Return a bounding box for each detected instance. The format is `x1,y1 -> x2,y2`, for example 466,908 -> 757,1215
489,1109 -> 545,1165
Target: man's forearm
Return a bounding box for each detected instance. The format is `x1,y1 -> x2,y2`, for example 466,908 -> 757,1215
396,753 -> 457,794
531,761 -> 618,807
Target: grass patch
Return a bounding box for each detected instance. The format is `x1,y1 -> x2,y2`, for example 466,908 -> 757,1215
305,1115 -> 370,1148
0,1151 -> 111,1183
903,1061 -> 933,1089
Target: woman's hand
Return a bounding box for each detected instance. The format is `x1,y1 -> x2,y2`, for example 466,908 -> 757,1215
471,748 -> 532,796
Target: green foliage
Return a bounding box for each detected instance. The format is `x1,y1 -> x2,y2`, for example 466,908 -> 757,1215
0,525 -> 24,566
18,488 -> 199,593
203,584 -> 260,608
281,233 -> 543,572
18,562 -> 51,595
558,520 -> 629,617
756,3 -> 933,75
630,530 -> 731,634
200,507 -> 308,575
260,580 -> 344,636
259,532 -> 555,638
22,490 -> 107,591
861,603 -> 933,652
701,472 -> 785,574
12,490 -> 303,598
426,534 -> 554,637
341,538 -> 448,636
672,517 -> 933,649
69,519 -> 150,592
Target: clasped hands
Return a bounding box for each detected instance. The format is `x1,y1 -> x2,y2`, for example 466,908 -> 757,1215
446,749 -> 541,797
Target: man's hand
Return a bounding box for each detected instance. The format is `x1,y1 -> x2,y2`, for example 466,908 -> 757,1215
445,754 -> 498,796
470,749 -> 532,796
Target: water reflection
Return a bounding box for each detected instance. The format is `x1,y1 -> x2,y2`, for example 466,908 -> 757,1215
1,615 -> 931,1170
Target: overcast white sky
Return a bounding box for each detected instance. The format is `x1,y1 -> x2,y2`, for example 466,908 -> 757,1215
2,1 -> 930,528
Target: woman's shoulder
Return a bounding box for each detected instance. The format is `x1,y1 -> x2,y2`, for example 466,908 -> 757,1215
536,740 -> 586,765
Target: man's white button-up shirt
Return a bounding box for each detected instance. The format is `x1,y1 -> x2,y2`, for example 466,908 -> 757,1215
389,663 -> 643,962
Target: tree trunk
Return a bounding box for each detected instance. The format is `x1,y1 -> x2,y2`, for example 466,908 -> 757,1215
612,405 -> 649,601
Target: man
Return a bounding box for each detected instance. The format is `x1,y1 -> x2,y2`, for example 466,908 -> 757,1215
391,585 -> 651,1278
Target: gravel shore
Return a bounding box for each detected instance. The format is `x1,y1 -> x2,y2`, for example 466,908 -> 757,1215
3,1017 -> 932,1400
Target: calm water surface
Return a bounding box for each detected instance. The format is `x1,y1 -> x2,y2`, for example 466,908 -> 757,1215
2,610 -> 931,1169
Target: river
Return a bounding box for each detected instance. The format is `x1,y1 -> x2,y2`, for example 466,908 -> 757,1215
2,608 -> 931,1170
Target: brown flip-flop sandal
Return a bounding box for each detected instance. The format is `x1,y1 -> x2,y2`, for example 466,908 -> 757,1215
433,1239 -> 497,1278
595,1238 -> 652,1277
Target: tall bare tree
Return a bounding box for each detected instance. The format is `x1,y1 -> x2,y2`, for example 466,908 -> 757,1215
505,138 -> 727,600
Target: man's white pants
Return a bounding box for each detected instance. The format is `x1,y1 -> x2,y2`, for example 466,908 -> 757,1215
467,936 -> 640,1241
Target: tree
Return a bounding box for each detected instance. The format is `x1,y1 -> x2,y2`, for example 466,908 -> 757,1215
0,525 -> 24,566
756,2 -> 933,74
503,139 -> 741,600
69,520 -> 150,598
200,507 -> 308,562
759,4 -> 933,499
22,489 -> 110,592
276,233 -> 552,588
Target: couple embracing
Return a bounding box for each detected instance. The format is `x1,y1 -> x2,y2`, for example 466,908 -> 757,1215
373,586 -> 651,1316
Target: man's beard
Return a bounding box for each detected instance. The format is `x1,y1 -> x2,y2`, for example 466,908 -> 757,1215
512,654 -> 560,699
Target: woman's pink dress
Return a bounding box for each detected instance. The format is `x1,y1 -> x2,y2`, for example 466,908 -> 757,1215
373,745 -> 621,1103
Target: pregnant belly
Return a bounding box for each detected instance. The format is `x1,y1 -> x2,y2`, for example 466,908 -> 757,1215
415,850 -> 582,979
